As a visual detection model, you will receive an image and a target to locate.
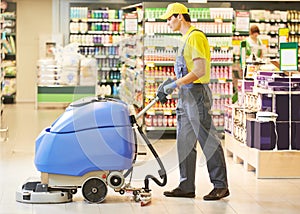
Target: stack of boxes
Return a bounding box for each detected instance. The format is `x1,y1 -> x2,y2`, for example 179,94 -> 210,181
227,70 -> 300,151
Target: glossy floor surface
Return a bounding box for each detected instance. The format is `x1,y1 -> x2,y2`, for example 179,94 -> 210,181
0,103 -> 300,214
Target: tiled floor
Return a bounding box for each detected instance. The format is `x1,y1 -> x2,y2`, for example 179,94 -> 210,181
1,103 -> 300,214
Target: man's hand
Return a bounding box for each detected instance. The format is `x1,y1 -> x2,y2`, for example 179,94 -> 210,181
156,78 -> 176,104
163,80 -> 177,94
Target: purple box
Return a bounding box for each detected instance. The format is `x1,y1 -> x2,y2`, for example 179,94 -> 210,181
292,122 -> 300,150
276,94 -> 300,122
246,119 -> 255,148
238,79 -> 254,92
276,122 -> 290,150
253,120 -> 276,150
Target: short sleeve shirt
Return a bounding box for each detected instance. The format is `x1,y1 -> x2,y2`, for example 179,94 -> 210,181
181,26 -> 211,84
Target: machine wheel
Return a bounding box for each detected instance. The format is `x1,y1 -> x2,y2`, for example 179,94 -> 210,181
82,177 -> 107,203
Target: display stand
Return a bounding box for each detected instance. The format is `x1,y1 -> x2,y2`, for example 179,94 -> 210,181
225,132 -> 300,178
225,42 -> 300,178
0,1 -> 9,141
36,85 -> 96,109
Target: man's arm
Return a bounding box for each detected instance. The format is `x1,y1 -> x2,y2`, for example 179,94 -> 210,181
175,57 -> 206,86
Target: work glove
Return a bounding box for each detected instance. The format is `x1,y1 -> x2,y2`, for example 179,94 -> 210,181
163,80 -> 177,94
156,78 -> 175,104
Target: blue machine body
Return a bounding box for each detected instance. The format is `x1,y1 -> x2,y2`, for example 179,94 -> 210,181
34,98 -> 135,176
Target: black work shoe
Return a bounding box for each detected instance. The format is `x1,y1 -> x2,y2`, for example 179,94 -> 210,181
203,188 -> 230,201
164,187 -> 195,198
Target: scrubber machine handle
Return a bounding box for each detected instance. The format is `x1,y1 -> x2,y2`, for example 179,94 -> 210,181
136,77 -> 172,120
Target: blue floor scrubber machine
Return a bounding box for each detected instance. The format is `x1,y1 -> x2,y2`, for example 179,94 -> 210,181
16,79 -> 173,206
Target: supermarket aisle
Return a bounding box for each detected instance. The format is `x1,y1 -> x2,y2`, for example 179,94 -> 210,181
0,103 -> 300,214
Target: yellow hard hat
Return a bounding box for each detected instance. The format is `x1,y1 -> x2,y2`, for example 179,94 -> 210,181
160,2 -> 189,19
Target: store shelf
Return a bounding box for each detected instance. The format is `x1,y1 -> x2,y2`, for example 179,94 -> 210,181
225,132 -> 300,178
211,61 -> 233,66
37,85 -> 96,108
146,126 -> 176,131
144,61 -> 174,66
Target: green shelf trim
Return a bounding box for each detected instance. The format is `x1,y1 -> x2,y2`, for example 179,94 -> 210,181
210,79 -> 232,83
5,33 -> 16,36
37,93 -> 94,103
4,75 -> 16,78
4,16 -> 16,20
38,86 -> 95,94
233,31 -> 249,36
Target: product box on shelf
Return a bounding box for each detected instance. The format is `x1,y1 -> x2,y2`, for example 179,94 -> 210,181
237,79 -> 254,106
246,118 -> 255,148
253,120 -> 276,150
224,105 -> 234,134
275,121 -> 290,150
292,122 -> 300,150
276,94 -> 300,122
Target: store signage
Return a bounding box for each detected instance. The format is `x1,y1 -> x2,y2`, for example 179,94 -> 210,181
278,28 -> 290,46
124,13 -> 138,34
280,42 -> 298,71
235,10 -> 250,32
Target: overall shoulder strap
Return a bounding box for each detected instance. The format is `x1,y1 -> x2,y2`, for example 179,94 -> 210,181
181,28 -> 207,54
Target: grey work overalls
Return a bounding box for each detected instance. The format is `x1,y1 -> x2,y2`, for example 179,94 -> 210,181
174,29 -> 228,192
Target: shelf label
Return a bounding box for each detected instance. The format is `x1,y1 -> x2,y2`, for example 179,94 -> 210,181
147,109 -> 156,115
146,62 -> 155,67
214,18 -> 223,23
218,78 -> 226,83
163,110 -> 173,115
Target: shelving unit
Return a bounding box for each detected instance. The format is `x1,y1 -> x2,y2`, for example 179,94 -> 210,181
225,132 -> 300,178
36,39 -> 97,108
142,5 -> 234,133
118,3 -> 144,117
249,10 -> 288,59
69,5 -> 124,98
143,17 -> 179,131
0,1 -> 9,140
231,10 -> 298,66
2,4 -> 16,104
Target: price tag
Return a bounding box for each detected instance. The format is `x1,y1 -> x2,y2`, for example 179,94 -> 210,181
213,94 -> 221,99
163,110 -> 172,115
218,78 -> 226,83
214,18 -> 223,23
146,62 -> 155,67
147,109 -> 156,115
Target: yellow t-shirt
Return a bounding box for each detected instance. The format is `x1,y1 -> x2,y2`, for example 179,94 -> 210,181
181,26 -> 211,84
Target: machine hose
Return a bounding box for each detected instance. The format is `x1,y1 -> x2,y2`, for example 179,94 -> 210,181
137,126 -> 167,192
123,121 -> 138,178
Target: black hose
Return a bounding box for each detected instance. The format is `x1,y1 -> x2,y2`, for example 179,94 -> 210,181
137,125 -> 167,192
124,116 -> 139,178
